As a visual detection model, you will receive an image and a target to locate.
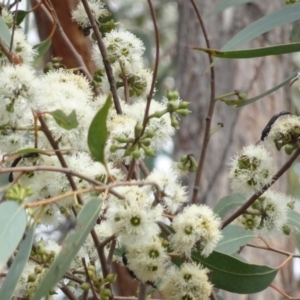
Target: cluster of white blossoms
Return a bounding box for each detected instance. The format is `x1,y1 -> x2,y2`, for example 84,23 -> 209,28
170,204 -> 222,257
267,114 -> 300,154
0,1 -> 223,299
235,190 -> 295,236
160,263 -> 213,300
229,114 -> 300,236
228,145 -> 275,196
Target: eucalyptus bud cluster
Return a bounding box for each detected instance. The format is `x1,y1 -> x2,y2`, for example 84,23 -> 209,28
6,184 -> 32,204
267,115 -> 300,155
177,154 -> 198,172
43,57 -> 65,74
80,265 -> 116,299
110,123 -> 155,159
236,190 -> 295,236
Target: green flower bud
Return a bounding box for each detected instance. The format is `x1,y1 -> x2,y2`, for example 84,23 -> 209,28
141,144 -> 155,157
170,114 -> 179,128
105,274 -> 117,283
99,19 -> 115,34
152,110 -> 166,118
167,100 -> 179,112
110,144 -> 119,153
132,149 -> 141,159
176,109 -> 191,117
284,144 -> 295,155
177,162 -> 188,171
101,288 -> 112,298
179,101 -> 190,109
142,138 -> 151,147
145,129 -> 155,138
166,90 -> 180,101
27,273 -> 36,283
282,225 -> 291,235
80,282 -> 91,291
115,136 -> 131,143
238,92 -> 247,100
35,265 -> 43,274
134,122 -> 143,138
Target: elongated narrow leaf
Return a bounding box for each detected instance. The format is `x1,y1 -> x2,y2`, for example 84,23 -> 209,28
33,39 -> 51,62
0,225 -> 35,300
216,296 -> 225,300
192,251 -> 277,293
88,94 -> 112,164
9,148 -> 48,156
15,10 -> 29,26
49,109 -> 79,130
287,209 -> 300,230
221,3 -> 300,51
32,198 -> 102,300
214,193 -> 247,219
237,69 -> 299,107
208,0 -> 257,16
0,16 -> 11,47
193,41 -> 300,59
216,225 -> 256,254
0,201 -> 27,269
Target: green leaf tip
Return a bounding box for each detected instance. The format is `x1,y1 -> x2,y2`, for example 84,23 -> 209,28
88,93 -> 112,164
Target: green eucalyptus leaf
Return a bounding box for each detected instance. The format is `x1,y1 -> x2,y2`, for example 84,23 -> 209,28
0,225 -> 35,299
49,109 -> 79,130
15,10 -> 29,26
216,295 -> 225,300
214,193 -> 247,219
0,16 -> 11,47
0,201 -> 27,269
33,39 -> 51,61
216,225 -> 256,254
191,251 -> 277,293
32,198 -> 102,300
237,68 -> 299,107
88,93 -> 112,164
9,148 -> 47,156
193,42 -> 300,59
287,208 -> 300,230
221,3 -> 300,51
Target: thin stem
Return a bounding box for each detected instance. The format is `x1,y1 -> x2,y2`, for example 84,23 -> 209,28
190,0 -> 216,204
270,284 -> 293,299
0,38 -> 15,63
222,148 -> 300,228
137,282 -> 147,300
82,257 -> 99,300
25,187 -> 96,208
107,238 -> 116,267
80,0 -> 122,114
277,255 -> 293,269
142,0 -> 160,129
247,243 -> 300,258
139,161 -> 150,177
126,159 -> 136,180
9,0 -> 19,52
0,165 -> 123,199
60,285 -> 79,300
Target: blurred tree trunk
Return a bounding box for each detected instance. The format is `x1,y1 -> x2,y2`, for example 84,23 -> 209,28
175,0 -> 298,299
31,0 -> 96,74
